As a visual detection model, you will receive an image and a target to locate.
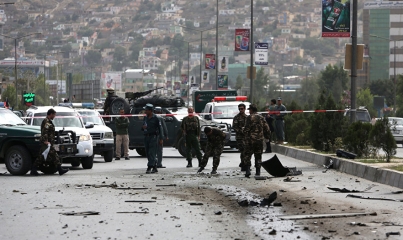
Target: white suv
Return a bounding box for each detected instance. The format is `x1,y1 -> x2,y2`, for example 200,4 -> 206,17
25,106 -> 94,169
76,108 -> 114,162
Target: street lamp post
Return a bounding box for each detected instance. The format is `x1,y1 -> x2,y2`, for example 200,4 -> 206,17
370,34 -> 403,115
0,32 -> 41,108
180,26 -> 223,88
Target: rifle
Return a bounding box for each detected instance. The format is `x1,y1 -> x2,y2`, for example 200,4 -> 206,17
125,87 -> 164,101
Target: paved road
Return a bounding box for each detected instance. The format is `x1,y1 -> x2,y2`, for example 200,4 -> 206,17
1,148 -> 403,239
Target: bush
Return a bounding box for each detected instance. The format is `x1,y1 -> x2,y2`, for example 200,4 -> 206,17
342,121 -> 373,157
370,117 -> 397,162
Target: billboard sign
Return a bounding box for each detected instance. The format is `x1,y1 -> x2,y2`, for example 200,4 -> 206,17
101,72 -> 122,91
254,43 -> 268,65
218,56 -> 228,72
217,75 -> 228,90
202,71 -> 210,83
322,0 -> 350,38
205,54 -> 216,69
235,29 -> 250,51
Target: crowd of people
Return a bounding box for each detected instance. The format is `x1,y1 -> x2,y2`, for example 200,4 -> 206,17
31,98 -> 287,177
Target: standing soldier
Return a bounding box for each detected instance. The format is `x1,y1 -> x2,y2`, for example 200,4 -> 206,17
103,88 -> 117,115
180,107 -> 203,168
30,108 -> 69,176
154,107 -> 168,168
232,103 -> 248,171
197,127 -> 226,174
243,104 -> 271,178
142,104 -> 164,174
275,97 -> 286,144
115,108 -> 130,160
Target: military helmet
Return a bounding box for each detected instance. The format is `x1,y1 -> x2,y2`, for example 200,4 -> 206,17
107,88 -> 115,92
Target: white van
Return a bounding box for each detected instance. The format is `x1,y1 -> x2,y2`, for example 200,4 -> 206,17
201,96 -> 251,148
26,106 -> 94,169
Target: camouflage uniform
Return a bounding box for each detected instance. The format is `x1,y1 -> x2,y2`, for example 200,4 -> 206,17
232,112 -> 247,166
181,116 -> 203,163
200,127 -> 226,170
243,113 -> 271,168
103,92 -> 117,115
34,117 -> 61,168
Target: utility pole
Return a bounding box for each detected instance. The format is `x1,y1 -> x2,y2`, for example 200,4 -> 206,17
350,0 -> 357,123
249,0 -> 254,103
215,0 -> 218,90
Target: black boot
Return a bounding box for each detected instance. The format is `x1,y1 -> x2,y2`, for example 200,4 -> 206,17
57,165 -> 69,176
255,167 -> 261,176
186,160 -> 192,168
239,162 -> 246,171
197,167 -> 204,173
151,166 -> 158,173
30,165 -> 39,176
146,167 -> 152,174
245,167 -> 251,178
265,142 -> 272,153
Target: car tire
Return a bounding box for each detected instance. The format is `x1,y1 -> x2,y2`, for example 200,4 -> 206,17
71,159 -> 81,167
136,148 -> 146,157
5,145 -> 32,175
178,137 -> 196,158
110,97 -> 130,115
81,154 -> 94,169
103,150 -> 114,162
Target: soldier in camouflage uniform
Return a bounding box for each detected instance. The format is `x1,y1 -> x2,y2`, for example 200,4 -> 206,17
232,103 -> 248,171
243,104 -> 271,178
103,88 -> 118,115
197,127 -> 226,174
180,107 -> 203,168
30,108 -> 69,176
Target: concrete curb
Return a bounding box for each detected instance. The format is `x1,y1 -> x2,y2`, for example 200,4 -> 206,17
272,144 -> 403,189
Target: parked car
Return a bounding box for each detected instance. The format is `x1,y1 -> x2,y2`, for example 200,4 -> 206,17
25,106 -> 94,169
0,108 -> 77,175
76,107 -> 114,162
388,117 -> 403,145
344,106 -> 371,123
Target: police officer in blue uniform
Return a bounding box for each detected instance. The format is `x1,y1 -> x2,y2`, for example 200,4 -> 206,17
142,104 -> 164,174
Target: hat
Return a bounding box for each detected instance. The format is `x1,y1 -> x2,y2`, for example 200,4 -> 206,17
154,106 -> 162,112
247,104 -> 258,111
277,97 -> 282,100
107,88 -> 114,92
143,103 -> 154,110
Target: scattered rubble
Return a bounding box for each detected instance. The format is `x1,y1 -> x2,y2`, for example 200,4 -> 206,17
346,194 -> 403,202
261,154 -> 302,177
278,212 -> 377,220
59,211 -> 100,216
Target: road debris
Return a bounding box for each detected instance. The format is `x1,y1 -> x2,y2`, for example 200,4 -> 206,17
125,200 -> 156,203
283,176 -> 301,182
59,211 -> 100,216
115,187 -> 148,190
260,192 -> 277,206
254,176 -> 267,180
269,229 -> 277,235
349,222 -> 367,226
117,211 -> 149,214
278,212 -> 377,220
261,154 -> 302,177
327,187 -> 361,193
386,232 -> 401,237
189,202 -> 203,206
346,194 -> 403,202
323,159 -> 334,173
214,211 -> 222,215
391,191 -> 403,194
156,184 -> 177,187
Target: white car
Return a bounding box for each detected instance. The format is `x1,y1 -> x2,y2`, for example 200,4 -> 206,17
76,109 -> 114,162
25,106 -> 94,169
388,117 -> 403,145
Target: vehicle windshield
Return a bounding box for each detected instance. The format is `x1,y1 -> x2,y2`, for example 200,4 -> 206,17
390,118 -> 403,126
78,111 -> 104,125
214,105 -> 239,119
33,112 -> 83,128
0,110 -> 27,125
345,111 -> 371,123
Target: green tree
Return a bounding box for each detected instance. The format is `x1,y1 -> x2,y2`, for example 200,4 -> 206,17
85,50 -> 102,66
370,117 -> 397,162
72,13 -> 79,22
235,75 -> 244,91
317,64 -> 349,103
357,88 -> 376,118
113,46 -> 126,62
1,85 -> 16,108
368,79 -> 394,107
296,77 -> 319,110
33,75 -> 51,106
253,68 -> 269,104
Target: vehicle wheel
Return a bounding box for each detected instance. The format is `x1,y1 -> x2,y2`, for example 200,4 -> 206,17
136,148 -> 146,157
71,159 -> 81,167
177,138 -> 196,158
81,155 -> 94,169
5,145 -> 32,175
110,97 -> 130,115
40,165 -> 57,175
103,150 -> 114,162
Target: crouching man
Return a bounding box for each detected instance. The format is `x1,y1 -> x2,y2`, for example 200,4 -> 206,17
197,127 -> 226,174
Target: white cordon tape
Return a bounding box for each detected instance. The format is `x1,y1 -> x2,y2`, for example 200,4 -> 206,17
20,109 -> 348,119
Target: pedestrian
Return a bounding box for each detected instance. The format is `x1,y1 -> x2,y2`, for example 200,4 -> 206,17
154,107 -> 168,168
180,107 -> 203,168
243,104 -> 271,177
197,126 -> 226,174
232,103 -> 248,171
275,97 -> 286,144
30,108 -> 69,176
115,108 -> 130,160
264,99 -> 277,153
103,88 -> 117,115
142,104 -> 164,174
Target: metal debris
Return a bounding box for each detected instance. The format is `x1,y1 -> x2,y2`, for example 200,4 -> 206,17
189,202 -> 203,206
115,187 -> 148,190
254,176 -> 267,180
386,232 -> 401,237
261,154 -> 302,177
156,184 -> 177,187
283,177 -> 301,182
59,211 -> 100,216
214,211 -> 222,215
125,200 -> 156,203
323,159 -> 334,173
117,211 -> 149,214
260,192 -> 277,206
278,212 -> 377,220
328,187 -> 361,193
391,191 -> 403,194
346,194 -> 403,202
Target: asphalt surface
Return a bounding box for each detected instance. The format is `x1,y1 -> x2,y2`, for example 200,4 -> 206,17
1,147 -> 403,240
